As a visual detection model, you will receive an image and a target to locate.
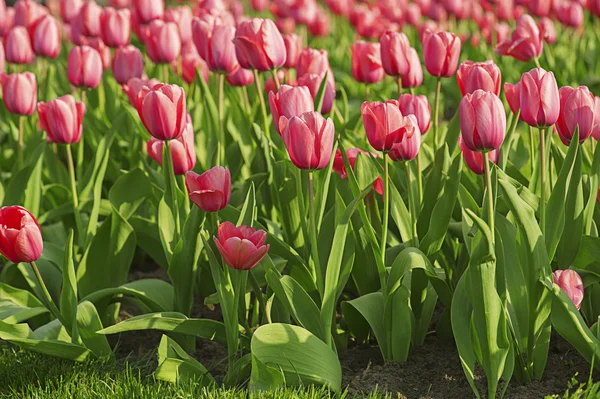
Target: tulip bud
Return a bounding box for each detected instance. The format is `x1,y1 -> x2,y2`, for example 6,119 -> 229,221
88,38 -> 111,70
100,7 -> 131,48
123,77 -> 160,104
226,64 -> 254,87
269,85 -> 315,135
14,0 -> 47,31
398,94 -> 431,134
32,15 -> 61,59
213,221 -> 269,271
556,86 -> 596,145
5,26 -> 34,64
112,45 -> 144,85
185,166 -> 231,212
133,0 -> 164,24
233,18 -> 286,71
148,121 -> 196,175
136,83 -> 187,140
37,95 -> 85,144
296,47 -> 330,78
456,60 -> 501,96
0,72 -> 37,116
495,14 -> 543,62
422,30 -> 461,77
281,111 -> 335,170
180,53 -> 209,85
459,136 -> 499,175
0,206 -> 43,264
504,82 -> 521,116
297,72 -> 336,115
401,47 -> 423,88
60,0 -> 83,24
351,41 -> 385,84
538,17 -> 556,44
389,115 -> 421,161
71,1 -> 102,45
68,45 -> 103,88
283,33 -> 302,69
557,2 -> 583,28
519,68 -> 559,128
164,6 -> 193,44
380,31 -> 411,78
460,89 -> 506,152
192,16 -> 237,73
145,20 -> 181,64
553,270 -> 584,310
362,100 -> 411,152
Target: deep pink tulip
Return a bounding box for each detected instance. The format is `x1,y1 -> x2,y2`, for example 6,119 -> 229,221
87,37 -> 111,70
593,97 -> 600,141
401,47 -> 423,88
405,3 -> 422,25
308,8 -> 330,37
422,30 -> 461,78
456,60 -> 501,96
37,95 -> 85,144
380,31 -> 411,78
185,166 -> 231,212
5,26 -> 34,64
333,148 -> 384,196
362,100 -> 412,152
529,0 -> 551,16
269,84 -> 315,135
192,16 -> 237,73
297,72 -> 336,115
60,0 -> 82,23
226,64 -> 254,87
557,2 -> 584,27
123,77 -> 160,104
275,16 -> 296,34
148,121 -> 196,175
14,0 -> 47,31
556,86 -> 595,145
326,0 -> 353,16
67,45 -> 102,88
538,17 -> 556,44
281,111 -> 335,170
519,68 -> 559,128
504,82 -> 521,116
553,270 -> 584,310
71,1 -> 102,45
458,136 -> 499,175
133,0 -> 164,24
112,45 -> 144,85
213,221 -> 269,271
0,43 -> 5,73
233,18 -> 286,71
398,94 -> 431,134
164,6 -> 193,44
495,14 -> 543,62
389,115 -> 421,161
0,72 -> 37,116
180,53 -> 209,85
296,47 -> 330,78
144,20 -> 181,64
100,7 -> 130,48
32,15 -> 61,59
351,41 -> 384,84
0,206 -> 43,264
135,83 -> 187,140
250,0 -> 269,11
460,89 -> 506,152
283,33 -> 302,69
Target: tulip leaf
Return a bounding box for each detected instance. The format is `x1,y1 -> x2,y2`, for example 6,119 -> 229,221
129,216 -> 169,270
82,279 -> 175,314
417,144 -> 450,239
108,168 -> 152,221
0,283 -> 48,324
75,300 -> 112,358
249,354 -> 286,392
342,292 -> 387,354
155,335 -> 215,385
2,142 -> 45,207
389,170 -> 415,245
314,70 -> 329,114
237,182 -> 256,227
583,140 -> 600,235
60,230 -> 78,341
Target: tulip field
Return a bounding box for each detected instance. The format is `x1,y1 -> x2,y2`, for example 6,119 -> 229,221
3,0 -> 600,398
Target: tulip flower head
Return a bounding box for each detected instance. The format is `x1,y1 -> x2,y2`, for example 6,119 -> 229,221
123,77 -> 160,104
556,86 -> 596,145
144,20 -> 182,64
100,7 -> 131,48
460,89 -> 506,152
148,120 -> 196,175
5,26 -> 34,64
213,222 -> 270,271
351,41 -> 385,84
33,15 -> 61,59
164,6 -> 193,44
281,111 -> 335,170
180,53 -> 209,85
67,45 -> 103,88
519,68 -> 559,128
0,206 -> 43,264
283,33 -> 302,69
504,82 -> 521,116
495,14 -> 543,62
401,47 -> 423,88
226,65 -> 254,87
38,95 -> 85,144
233,18 -> 286,71
0,72 -> 37,116
362,100 -> 413,152
296,48 -> 330,78
422,30 -> 461,78
192,16 -> 237,73
185,166 -> 231,212
379,31 -> 411,78
398,94 -> 431,134
136,83 -> 187,141
459,136 -> 499,175
553,269 -> 584,310
388,115 -> 421,161
297,72 -> 336,115
456,60 -> 501,96
112,45 -> 144,85
269,84 -> 315,135
133,0 -> 164,24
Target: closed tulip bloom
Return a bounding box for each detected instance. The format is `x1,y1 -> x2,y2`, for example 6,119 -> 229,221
145,20 -> 181,64
185,166 -> 231,212
5,26 -> 33,64
296,47 -> 330,78
504,82 -> 521,115
460,90 -> 506,152
71,1 -> 102,45
37,95 -> 85,144
308,8 -> 330,37
269,84 -> 315,135
380,31 -> 411,78
147,121 -> 196,175
32,15 -> 61,59
122,77 -> 160,104
14,0 -> 46,30
362,100 -> 416,152
398,94 -> 431,134
592,97 -> 600,141
226,64 -> 254,87
332,147 -> 383,194
192,17 -> 237,73
456,60 -> 501,96
87,38 -> 111,70
401,47 -> 423,88
213,222 -> 269,271
495,14 -> 543,62
0,72 -> 37,116
389,115 -> 421,161
136,84 -> 187,140
529,0 -> 551,16
0,206 -> 43,264
180,53 -> 209,85
100,7 -> 131,48
233,18 -> 286,71
281,111 -> 335,170
250,0 -> 269,11
459,136 -> 499,175
553,270 -> 584,310
112,45 -> 144,85
67,45 -> 102,88
164,6 -> 193,44
557,2 -> 583,28
422,30 -> 461,77
351,41 -> 384,84
133,0 -> 164,23
519,68 -> 559,128
297,72 -> 336,115
60,0 -> 83,23
283,33 -> 302,69
538,17 -> 556,44
556,86 -> 595,145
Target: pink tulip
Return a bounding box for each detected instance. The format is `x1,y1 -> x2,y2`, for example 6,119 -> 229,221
275,16 -> 296,34
553,270 -> 584,310
269,84 -> 315,135
529,0 -> 552,16
0,72 -> 36,116
519,68 -> 560,128
398,94 -> 431,134
233,18 -> 286,71
389,115 -> 421,161
297,72 -> 336,115
557,2 -> 584,28
147,120 -> 196,175
495,14 -> 543,62
422,30 -> 461,77
459,136 -> 499,175
227,64 -> 254,87
112,45 -> 144,85
351,41 -> 384,84
296,47 -> 330,78
456,60 -> 501,96
192,16 -> 237,73
123,77 -> 160,104
213,221 -> 269,271
133,0 -> 164,24
556,86 -> 596,145
538,17 -> 556,44
362,100 -> 413,152
180,53 -> 209,85
308,8 -> 330,37
185,166 -> 231,212
593,97 -> 600,140
14,0 -> 47,31
401,48 -> 423,88
32,15 -> 61,59
0,206 -> 43,264
283,33 -> 302,69
380,30 -> 411,78
164,6 -> 193,44
405,3 -> 422,25
460,89 -> 506,152
250,0 -> 269,11
71,1 -> 102,45
281,111 -> 335,170
60,0 -> 83,23
135,83 -> 187,140
5,26 -> 34,64
87,38 -> 111,70
67,45 -> 103,88
144,20 -> 181,64
37,95 -> 85,144
504,82 -> 521,116
100,7 -> 130,48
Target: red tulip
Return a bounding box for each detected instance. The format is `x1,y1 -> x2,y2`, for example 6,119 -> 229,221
185,166 -> 231,212
0,206 -> 43,264
389,115 -> 421,161
180,53 -> 209,85
281,111 -> 335,170
0,72 -> 37,116
495,14 -> 543,62
456,60 -> 501,96
553,270 -> 584,310
380,31 -> 411,78
362,100 -> 409,152
398,94 -> 431,134
422,30 -> 461,77
32,15 -> 61,59
144,20 -> 181,64
5,26 -> 34,64
133,0 -> 164,24
269,84 -> 315,135
296,47 -> 330,78
460,89 -> 506,152
135,83 -> 187,140
37,95 -> 85,144
68,45 -> 103,88
71,1 -> 102,45
538,17 -> 556,44
504,82 -> 521,115
60,0 -> 83,23
123,77 -> 160,104
556,86 -> 595,145
233,18 -> 286,71
14,0 -> 47,31
351,41 -> 384,84
100,7 -> 131,48
213,221 -> 269,271
226,64 -> 254,87
519,68 -> 559,128
112,45 -> 144,85
283,33 -> 302,69
192,16 -> 237,73
459,136 -> 499,174
147,120 -> 196,175
401,47 -> 423,88
297,72 -> 336,115
164,6 -> 193,44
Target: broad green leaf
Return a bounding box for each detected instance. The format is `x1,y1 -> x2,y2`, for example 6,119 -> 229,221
75,300 -> 112,358
155,335 -> 215,385
60,231 -> 78,341
0,283 -> 48,324
82,279 -> 175,313
342,292 -> 386,352
249,354 -> 285,392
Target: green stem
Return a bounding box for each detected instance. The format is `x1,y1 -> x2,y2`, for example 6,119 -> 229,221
241,86 -> 251,117
397,78 -> 403,97
217,73 -> 225,166
295,168 -> 309,258
164,140 -> 181,239
270,68 -> 280,91
533,57 -> 542,69
66,144 -> 85,247
17,116 -> 24,169
539,127 -> 546,235
416,152 -> 423,203
483,152 -> 495,243
162,63 -> 169,83
365,85 -> 370,101
433,77 -> 441,149
528,126 -> 535,175
381,154 -> 390,268
249,272 -> 270,324
405,162 -> 418,245
77,90 -> 86,178
308,172 -> 323,296
30,261 -> 68,327
253,69 -> 271,144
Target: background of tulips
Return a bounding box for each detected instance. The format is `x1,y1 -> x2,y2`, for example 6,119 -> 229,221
1,0 -> 600,397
